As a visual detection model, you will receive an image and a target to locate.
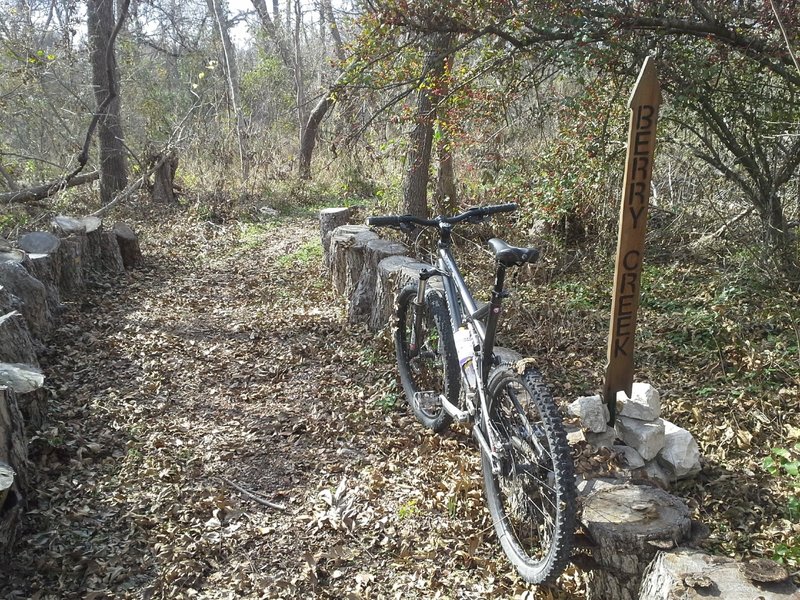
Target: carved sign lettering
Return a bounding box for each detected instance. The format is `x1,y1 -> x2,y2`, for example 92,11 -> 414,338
604,57 -> 661,423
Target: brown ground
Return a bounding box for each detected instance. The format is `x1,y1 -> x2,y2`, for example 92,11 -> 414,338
0,208 -> 586,599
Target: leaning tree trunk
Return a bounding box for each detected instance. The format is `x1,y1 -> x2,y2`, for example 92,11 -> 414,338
402,33 -> 451,218
87,0 -> 128,204
207,0 -> 248,181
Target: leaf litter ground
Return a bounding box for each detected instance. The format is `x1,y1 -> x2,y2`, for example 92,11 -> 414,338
0,207 -> 586,599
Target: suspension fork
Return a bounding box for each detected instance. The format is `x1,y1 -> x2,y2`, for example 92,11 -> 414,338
409,268 -> 445,355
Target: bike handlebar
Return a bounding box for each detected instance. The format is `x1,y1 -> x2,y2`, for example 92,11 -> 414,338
366,203 -> 517,229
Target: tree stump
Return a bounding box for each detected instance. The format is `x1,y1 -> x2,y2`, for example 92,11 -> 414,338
113,222 -> 143,269
0,385 -> 28,558
0,363 -> 46,431
18,233 -> 64,315
320,208 -> 352,268
52,215 -> 87,237
640,548 -> 797,599
56,236 -> 84,296
329,225 -> 379,297
0,312 -> 38,366
82,216 -> 103,274
17,232 -> 60,256
581,483 -> 692,600
349,239 -> 407,324
0,261 -> 51,340
369,256 -> 432,332
100,231 -> 125,273
150,149 -> 179,203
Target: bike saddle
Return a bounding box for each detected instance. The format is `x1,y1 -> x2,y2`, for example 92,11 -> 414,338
488,238 -> 540,266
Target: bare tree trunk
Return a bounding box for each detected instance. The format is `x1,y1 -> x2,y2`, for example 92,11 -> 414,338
297,0 -> 348,179
87,0 -> 127,204
402,33 -> 451,218
322,0 -> 345,62
434,51 -> 457,214
207,0 -> 248,180
293,0 -> 307,146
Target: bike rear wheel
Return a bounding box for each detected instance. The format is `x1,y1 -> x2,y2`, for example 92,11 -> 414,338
482,366 -> 576,585
394,284 -> 459,432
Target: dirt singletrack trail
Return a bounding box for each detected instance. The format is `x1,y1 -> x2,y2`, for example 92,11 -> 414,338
0,208 -> 585,599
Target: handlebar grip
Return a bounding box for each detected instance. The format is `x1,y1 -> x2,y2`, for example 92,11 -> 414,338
366,215 -> 402,227
483,203 -> 518,215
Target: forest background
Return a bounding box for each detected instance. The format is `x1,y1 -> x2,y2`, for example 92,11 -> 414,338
1,0 -> 800,583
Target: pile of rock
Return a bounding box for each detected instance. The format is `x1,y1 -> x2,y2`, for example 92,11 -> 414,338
568,382 -> 702,488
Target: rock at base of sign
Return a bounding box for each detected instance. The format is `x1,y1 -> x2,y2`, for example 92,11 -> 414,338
568,395 -> 610,433
586,428 -> 617,450
657,420 -> 702,480
614,444 -> 645,470
616,417 -> 665,461
617,382 -> 661,421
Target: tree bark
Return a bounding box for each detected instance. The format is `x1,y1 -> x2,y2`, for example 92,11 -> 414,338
150,149 -> 179,203
402,33 -> 451,218
0,386 -> 29,559
0,261 -> 51,341
328,225 -> 378,296
87,0 -> 128,204
581,483 -> 693,600
319,207 -> 352,267
207,0 -> 248,180
349,239 -> 407,324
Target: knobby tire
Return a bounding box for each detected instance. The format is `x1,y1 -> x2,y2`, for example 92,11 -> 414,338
394,284 -> 460,432
482,366 -> 576,585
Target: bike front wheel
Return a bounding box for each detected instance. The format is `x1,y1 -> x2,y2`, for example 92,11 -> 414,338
482,366 -> 576,585
394,284 -> 460,432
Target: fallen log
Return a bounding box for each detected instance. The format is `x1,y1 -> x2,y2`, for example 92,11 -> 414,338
0,170 -> 99,204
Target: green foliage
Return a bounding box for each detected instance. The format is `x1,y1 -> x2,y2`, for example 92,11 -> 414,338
763,444 -> 800,565
276,240 -> 323,267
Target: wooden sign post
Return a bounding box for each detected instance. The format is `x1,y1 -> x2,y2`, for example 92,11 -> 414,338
603,57 -> 661,424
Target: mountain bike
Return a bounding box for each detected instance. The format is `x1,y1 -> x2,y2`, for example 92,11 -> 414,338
367,203 -> 576,586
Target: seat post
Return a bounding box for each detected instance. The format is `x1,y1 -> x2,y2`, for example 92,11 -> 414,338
481,263 -> 508,381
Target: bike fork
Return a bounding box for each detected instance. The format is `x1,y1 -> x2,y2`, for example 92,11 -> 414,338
408,278 -> 428,354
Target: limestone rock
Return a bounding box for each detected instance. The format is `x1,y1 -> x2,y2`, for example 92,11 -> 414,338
568,394 -> 609,433
614,444 -> 645,469
657,419 -> 702,479
617,382 -> 661,421
616,416 -> 665,461
585,428 -> 617,449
